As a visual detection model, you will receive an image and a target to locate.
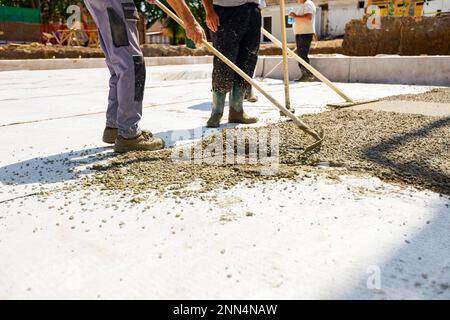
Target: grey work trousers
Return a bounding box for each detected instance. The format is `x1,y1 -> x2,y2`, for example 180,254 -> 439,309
84,0 -> 145,138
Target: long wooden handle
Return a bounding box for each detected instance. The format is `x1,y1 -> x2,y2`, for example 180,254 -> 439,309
261,28 -> 354,103
154,0 -> 322,141
279,0 -> 291,110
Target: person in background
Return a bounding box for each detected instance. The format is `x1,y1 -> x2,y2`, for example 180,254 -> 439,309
202,0 -> 262,128
245,86 -> 258,103
289,0 -> 316,81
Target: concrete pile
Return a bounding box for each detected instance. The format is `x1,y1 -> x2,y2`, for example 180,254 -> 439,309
87,90 -> 450,197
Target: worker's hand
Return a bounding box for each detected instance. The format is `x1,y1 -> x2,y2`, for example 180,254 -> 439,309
205,9 -> 220,33
146,0 -> 156,3
289,12 -> 296,18
185,20 -> 206,45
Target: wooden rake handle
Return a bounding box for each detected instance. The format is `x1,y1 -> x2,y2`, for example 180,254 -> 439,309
279,0 -> 291,110
261,28 -> 354,103
153,0 -> 322,142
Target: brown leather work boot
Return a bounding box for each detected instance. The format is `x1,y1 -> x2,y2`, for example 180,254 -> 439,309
102,127 -> 118,144
114,131 -> 164,153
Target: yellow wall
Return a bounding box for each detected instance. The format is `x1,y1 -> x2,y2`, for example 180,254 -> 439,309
394,1 -> 409,16
414,2 -> 424,16
367,0 -> 424,16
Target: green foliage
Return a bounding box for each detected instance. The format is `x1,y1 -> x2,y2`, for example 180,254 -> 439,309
134,0 -> 205,25
0,0 -> 206,43
0,0 -> 77,23
388,0 -> 395,16
134,0 -> 206,44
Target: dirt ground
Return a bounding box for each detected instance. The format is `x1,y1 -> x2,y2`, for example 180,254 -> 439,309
0,43 -> 105,60
3,15 -> 449,59
0,40 -> 343,60
343,15 -> 450,56
85,89 -> 450,198
259,39 -> 343,55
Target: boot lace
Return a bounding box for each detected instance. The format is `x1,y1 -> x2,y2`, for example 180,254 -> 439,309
142,131 -> 152,140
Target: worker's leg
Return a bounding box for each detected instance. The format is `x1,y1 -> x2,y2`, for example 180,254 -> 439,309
206,91 -> 227,128
245,86 -> 258,103
84,0 -> 144,139
233,4 -> 261,93
229,4 -> 261,124
296,33 -> 314,79
208,5 -> 246,127
211,5 -> 246,94
229,83 -> 257,124
97,32 -> 119,127
99,32 -> 120,143
85,0 -> 164,152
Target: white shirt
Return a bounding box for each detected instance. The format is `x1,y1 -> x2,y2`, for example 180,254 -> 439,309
259,0 -> 267,9
292,0 -> 316,35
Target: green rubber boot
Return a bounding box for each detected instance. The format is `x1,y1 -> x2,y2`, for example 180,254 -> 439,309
229,84 -> 258,124
206,91 -> 226,128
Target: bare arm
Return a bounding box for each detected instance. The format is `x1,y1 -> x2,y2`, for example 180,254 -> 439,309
166,0 -> 197,28
202,0 -> 220,32
202,0 -> 214,14
147,0 -> 205,43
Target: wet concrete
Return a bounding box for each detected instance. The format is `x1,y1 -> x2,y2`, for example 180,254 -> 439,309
351,88 -> 450,117
88,109 -> 450,196
384,88 -> 450,104
351,101 -> 450,117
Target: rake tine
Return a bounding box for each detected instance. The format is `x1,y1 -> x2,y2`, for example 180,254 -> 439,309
301,129 -> 324,155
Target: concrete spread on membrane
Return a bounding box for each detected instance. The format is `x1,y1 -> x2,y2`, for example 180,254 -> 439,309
0,64 -> 449,299
350,100 -> 450,117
